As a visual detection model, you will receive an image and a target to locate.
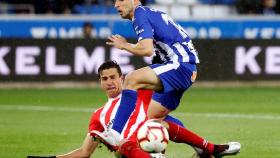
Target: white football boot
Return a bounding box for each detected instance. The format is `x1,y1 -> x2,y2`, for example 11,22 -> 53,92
91,129 -> 121,147
215,142 -> 241,158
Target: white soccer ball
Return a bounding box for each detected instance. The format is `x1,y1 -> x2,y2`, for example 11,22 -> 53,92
137,119 -> 169,153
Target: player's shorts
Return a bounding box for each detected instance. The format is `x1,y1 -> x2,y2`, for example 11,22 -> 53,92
152,90 -> 183,110
149,62 -> 196,93
150,62 -> 196,110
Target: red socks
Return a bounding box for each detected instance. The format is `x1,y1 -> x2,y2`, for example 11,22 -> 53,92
119,140 -> 150,158
119,121 -> 216,157
166,121 -> 215,154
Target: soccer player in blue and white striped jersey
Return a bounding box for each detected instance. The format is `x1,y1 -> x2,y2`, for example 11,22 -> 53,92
107,0 -> 199,128
93,0 -> 241,157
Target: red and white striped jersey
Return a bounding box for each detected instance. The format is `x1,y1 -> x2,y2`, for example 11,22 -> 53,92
88,90 -> 153,141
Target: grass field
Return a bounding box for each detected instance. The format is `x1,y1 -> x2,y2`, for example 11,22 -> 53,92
0,86 -> 279,158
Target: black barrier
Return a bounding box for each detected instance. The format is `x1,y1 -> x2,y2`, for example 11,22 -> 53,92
0,39 -> 279,81
195,40 -> 280,80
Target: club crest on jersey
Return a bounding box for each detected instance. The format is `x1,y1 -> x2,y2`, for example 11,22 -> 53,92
135,28 -> 144,35
107,119 -> 114,129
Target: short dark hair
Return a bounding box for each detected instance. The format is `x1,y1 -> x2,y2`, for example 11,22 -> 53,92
98,60 -> 122,78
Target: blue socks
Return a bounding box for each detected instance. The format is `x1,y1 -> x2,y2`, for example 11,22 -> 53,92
112,89 -> 137,133
164,115 -> 185,127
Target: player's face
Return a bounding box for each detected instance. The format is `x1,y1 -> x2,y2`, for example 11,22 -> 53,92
114,0 -> 135,20
100,68 -> 123,98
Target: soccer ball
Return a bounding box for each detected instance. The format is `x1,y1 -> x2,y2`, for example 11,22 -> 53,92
137,119 -> 169,153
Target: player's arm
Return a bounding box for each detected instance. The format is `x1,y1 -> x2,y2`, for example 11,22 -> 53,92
106,35 -> 154,57
107,7 -> 155,57
56,134 -> 99,158
28,111 -> 103,158
27,134 -> 99,158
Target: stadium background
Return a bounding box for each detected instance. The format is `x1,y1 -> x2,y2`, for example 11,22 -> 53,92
0,0 -> 279,157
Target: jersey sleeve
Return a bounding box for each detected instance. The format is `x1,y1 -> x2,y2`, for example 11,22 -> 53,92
88,108 -> 104,137
133,7 -> 154,41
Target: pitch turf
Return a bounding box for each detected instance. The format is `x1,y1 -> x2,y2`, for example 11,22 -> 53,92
0,86 -> 279,158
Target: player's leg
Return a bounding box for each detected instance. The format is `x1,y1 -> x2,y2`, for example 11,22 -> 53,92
165,120 -> 215,154
119,127 -> 168,158
164,115 -> 213,158
148,99 -> 171,119
123,66 -> 163,90
152,91 -> 241,158
118,140 -> 150,158
164,120 -> 240,158
160,115 -> 212,158
150,90 -> 215,156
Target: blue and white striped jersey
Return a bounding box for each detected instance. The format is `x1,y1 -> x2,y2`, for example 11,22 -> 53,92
132,5 -> 200,64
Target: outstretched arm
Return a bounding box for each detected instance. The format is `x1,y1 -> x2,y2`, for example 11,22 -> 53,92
57,134 -> 98,158
106,34 -> 154,57
27,135 -> 99,158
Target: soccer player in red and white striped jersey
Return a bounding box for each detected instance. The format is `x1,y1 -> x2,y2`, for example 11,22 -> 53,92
88,61 -> 238,158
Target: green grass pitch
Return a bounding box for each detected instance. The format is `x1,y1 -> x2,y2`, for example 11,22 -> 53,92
0,86 -> 279,158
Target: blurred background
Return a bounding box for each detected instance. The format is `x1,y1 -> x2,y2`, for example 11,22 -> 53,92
0,0 -> 280,85
0,1 -> 280,158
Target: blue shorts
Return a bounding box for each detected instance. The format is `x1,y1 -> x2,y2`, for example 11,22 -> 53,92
149,62 -> 196,93
152,90 -> 184,110
150,62 -> 197,110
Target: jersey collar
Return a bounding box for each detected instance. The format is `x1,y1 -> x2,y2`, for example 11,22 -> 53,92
132,5 -> 142,21
108,93 -> 121,101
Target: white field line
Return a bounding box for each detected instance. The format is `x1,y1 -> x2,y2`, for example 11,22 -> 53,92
0,105 -> 94,113
0,104 -> 280,121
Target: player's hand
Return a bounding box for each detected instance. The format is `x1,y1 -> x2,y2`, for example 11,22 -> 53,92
106,34 -> 127,50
